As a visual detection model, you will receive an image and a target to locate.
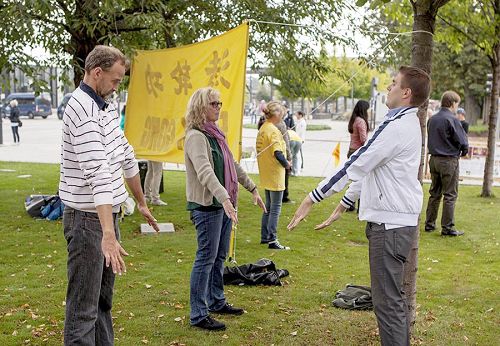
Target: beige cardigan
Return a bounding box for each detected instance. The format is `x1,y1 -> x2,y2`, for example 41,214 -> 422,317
184,129 -> 256,206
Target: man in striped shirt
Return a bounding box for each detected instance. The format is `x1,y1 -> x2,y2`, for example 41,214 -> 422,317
60,45 -> 159,345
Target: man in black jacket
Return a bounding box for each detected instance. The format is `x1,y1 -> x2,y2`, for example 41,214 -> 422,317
425,91 -> 468,236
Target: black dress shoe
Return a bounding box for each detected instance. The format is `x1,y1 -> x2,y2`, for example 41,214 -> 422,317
441,229 -> 464,236
192,316 -> 226,331
211,303 -> 244,315
425,226 -> 435,232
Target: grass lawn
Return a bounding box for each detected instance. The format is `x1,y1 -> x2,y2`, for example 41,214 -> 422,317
0,162 -> 498,345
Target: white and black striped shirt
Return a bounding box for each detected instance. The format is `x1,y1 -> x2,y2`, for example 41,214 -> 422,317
59,84 -> 139,213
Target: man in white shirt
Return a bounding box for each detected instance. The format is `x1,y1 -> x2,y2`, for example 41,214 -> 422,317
60,45 -> 159,345
288,66 -> 431,346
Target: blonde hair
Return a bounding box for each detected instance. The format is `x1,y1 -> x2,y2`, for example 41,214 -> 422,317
9,99 -> 18,107
185,87 -> 220,131
263,101 -> 284,120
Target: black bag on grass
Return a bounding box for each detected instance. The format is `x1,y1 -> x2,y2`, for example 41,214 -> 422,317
223,258 -> 289,286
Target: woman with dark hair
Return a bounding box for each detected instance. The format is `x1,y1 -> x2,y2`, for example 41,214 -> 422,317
347,100 -> 369,211
347,100 -> 370,158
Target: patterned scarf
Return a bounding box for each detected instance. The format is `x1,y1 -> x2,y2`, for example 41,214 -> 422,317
203,121 -> 238,206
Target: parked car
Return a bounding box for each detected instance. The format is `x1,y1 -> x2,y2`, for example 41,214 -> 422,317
1,92 -> 52,119
57,93 -> 72,120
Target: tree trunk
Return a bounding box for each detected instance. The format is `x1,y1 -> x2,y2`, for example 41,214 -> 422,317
481,45 -> 500,197
406,0 -> 449,334
463,84 -> 482,126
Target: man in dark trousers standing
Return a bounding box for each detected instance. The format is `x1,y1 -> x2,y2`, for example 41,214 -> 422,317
425,90 -> 468,236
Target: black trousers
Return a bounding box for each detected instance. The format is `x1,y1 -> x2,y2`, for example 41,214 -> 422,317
425,156 -> 459,231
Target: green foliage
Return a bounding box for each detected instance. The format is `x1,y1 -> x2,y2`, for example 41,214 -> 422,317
0,162 -> 499,345
1,0 -> 353,92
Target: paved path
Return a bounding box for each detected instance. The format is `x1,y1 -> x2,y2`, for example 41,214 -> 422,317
0,114 -> 498,186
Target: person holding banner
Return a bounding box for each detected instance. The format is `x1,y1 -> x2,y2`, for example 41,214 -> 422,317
184,87 -> 266,331
288,66 -> 431,346
257,101 -> 291,250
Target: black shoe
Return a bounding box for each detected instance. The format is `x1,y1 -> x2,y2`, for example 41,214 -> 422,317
260,240 -> 270,244
268,240 -> 290,250
282,198 -> 293,203
441,229 -> 464,236
192,316 -> 226,331
211,303 -> 244,315
425,226 -> 435,232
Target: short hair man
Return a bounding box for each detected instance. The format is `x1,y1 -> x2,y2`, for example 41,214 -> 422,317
424,91 -> 468,236
288,66 -> 431,346
59,45 -> 159,345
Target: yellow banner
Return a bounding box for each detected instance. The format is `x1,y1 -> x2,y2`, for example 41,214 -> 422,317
125,23 -> 249,163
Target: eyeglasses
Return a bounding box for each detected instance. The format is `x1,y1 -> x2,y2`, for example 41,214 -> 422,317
209,101 -> 223,108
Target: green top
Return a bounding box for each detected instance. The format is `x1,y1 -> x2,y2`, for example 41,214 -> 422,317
187,134 -> 225,210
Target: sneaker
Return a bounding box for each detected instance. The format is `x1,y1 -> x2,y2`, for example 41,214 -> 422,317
268,240 -> 290,250
151,199 -> 168,206
210,303 -> 244,315
192,316 -> 226,331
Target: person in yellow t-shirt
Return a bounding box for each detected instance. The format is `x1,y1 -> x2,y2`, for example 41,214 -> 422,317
256,101 -> 291,250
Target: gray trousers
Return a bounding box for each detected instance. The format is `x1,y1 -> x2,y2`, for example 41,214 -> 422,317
425,155 -> 459,231
63,207 -> 120,346
144,160 -> 164,201
366,222 -> 416,346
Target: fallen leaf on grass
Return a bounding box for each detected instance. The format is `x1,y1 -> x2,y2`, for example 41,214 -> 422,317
222,334 -> 229,339
174,317 -> 182,322
157,314 -> 164,318
290,331 -> 297,336
145,284 -> 152,289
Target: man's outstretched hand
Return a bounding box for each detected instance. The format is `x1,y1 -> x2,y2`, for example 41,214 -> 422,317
314,204 -> 347,230
287,195 -> 314,230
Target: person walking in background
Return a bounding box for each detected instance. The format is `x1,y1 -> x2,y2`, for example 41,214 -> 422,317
9,99 -> 21,144
456,107 -> 469,134
288,129 -> 302,176
144,160 -> 167,206
283,102 -> 295,130
295,111 -> 307,173
288,66 -> 431,346
59,45 -> 159,345
425,91 -> 468,237
347,100 -> 370,158
257,101 -> 291,250
184,87 -> 266,331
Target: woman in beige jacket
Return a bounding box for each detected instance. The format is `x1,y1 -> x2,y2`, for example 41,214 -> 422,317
184,87 -> 266,331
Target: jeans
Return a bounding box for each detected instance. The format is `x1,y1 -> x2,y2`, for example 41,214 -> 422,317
144,160 -> 163,201
290,140 -> 302,175
11,125 -> 20,143
63,207 -> 120,346
190,208 -> 232,324
425,156 -> 459,231
261,190 -> 284,243
366,222 -> 416,346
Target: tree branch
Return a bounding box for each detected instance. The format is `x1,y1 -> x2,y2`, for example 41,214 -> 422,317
30,13 -> 72,34
55,0 -> 70,16
437,14 -> 490,57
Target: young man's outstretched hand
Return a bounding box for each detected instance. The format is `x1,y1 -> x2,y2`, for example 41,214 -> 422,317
287,195 -> 347,231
